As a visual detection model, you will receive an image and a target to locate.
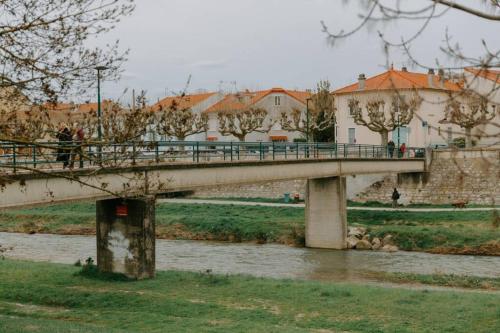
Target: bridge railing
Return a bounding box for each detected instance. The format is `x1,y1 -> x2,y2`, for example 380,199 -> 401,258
0,140 -> 425,172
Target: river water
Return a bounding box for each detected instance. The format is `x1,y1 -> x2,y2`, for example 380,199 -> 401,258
1,232 -> 499,281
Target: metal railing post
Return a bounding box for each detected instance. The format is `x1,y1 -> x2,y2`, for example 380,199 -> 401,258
237,144 -> 240,160
32,144 -> 37,169
12,143 -> 16,173
230,141 -> 233,161
272,141 -> 275,160
155,142 -> 160,163
344,143 -> 347,158
132,142 -> 137,165
296,142 -> 299,159
223,144 -> 226,161
259,142 -> 263,160
196,141 -> 200,162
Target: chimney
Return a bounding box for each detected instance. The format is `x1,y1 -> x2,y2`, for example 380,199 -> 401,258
402,67 -> 408,72
427,69 -> 435,88
358,73 -> 366,90
438,69 -> 445,88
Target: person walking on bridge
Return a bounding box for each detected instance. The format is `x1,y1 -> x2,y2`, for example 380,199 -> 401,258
391,188 -> 400,208
56,123 -> 72,169
387,140 -> 395,158
398,143 -> 406,158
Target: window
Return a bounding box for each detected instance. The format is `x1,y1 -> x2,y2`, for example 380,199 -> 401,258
274,96 -> 281,106
348,128 -> 356,144
348,104 -> 355,116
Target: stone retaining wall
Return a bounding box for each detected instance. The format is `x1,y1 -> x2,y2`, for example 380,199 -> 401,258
355,148 -> 500,205
193,148 -> 499,205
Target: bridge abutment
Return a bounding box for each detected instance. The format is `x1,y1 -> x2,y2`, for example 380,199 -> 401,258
305,177 -> 347,249
96,197 -> 155,279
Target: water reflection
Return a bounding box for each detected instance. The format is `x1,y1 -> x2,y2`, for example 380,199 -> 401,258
1,232 -> 499,281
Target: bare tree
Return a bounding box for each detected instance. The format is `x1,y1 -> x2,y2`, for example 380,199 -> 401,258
349,93 -> 422,146
0,0 -> 135,102
156,99 -> 208,142
443,91 -> 497,147
280,80 -> 336,141
217,107 -> 270,142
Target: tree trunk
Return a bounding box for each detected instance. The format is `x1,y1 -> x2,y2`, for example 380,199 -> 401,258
177,135 -> 186,151
465,128 -> 472,148
380,131 -> 389,146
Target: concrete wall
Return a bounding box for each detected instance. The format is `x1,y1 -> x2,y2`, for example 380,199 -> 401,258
194,174 -> 386,201
355,148 -> 500,205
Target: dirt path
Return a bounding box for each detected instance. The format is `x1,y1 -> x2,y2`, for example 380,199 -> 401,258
159,198 -> 499,212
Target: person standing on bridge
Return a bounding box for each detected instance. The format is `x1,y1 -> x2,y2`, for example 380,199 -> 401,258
398,143 -> 406,158
70,123 -> 85,169
387,140 -> 395,158
391,188 -> 400,208
56,123 -> 72,169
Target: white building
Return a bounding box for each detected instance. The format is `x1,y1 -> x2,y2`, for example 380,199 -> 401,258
333,67 -> 500,147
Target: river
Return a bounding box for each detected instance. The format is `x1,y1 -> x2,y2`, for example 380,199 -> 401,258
1,232 -> 499,281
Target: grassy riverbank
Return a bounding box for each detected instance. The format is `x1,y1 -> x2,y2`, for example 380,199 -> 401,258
0,201 -> 498,254
0,259 -> 499,333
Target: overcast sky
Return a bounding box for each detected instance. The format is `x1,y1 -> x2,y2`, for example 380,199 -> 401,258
89,0 -> 498,103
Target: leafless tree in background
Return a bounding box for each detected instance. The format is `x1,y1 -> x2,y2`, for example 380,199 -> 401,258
156,99 -> 209,142
443,90 -> 496,147
280,80 -> 336,141
349,93 -> 422,146
218,108 -> 270,142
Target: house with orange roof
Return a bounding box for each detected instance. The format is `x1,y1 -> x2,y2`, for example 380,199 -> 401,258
203,87 -> 310,142
150,91 -> 224,141
332,67 -> 488,147
463,67 -> 500,146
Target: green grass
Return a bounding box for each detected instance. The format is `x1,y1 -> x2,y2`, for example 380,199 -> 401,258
0,202 -> 498,253
369,272 -> 500,290
192,197 -> 499,208
0,259 -> 499,333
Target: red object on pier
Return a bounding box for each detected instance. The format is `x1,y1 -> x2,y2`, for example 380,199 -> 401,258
116,205 -> 128,217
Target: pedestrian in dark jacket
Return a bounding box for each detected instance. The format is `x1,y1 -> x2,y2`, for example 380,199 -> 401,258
56,123 -> 72,169
391,188 -> 400,208
387,140 -> 395,158
70,124 -> 85,169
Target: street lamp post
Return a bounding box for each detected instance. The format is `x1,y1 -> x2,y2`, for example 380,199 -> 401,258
306,98 -> 312,142
95,66 -> 108,163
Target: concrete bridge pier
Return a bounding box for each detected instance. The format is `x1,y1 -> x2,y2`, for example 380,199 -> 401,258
96,197 -> 156,279
305,177 -> 347,249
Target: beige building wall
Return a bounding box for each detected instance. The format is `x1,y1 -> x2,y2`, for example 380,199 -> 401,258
334,89 -> 479,148
463,71 -> 500,146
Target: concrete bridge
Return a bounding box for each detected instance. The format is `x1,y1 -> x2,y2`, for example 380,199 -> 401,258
0,141 -> 426,279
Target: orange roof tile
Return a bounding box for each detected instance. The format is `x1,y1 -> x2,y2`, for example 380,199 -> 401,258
465,67 -> 500,83
44,101 -> 113,113
204,88 -> 310,113
152,92 -> 217,111
334,69 -> 461,94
